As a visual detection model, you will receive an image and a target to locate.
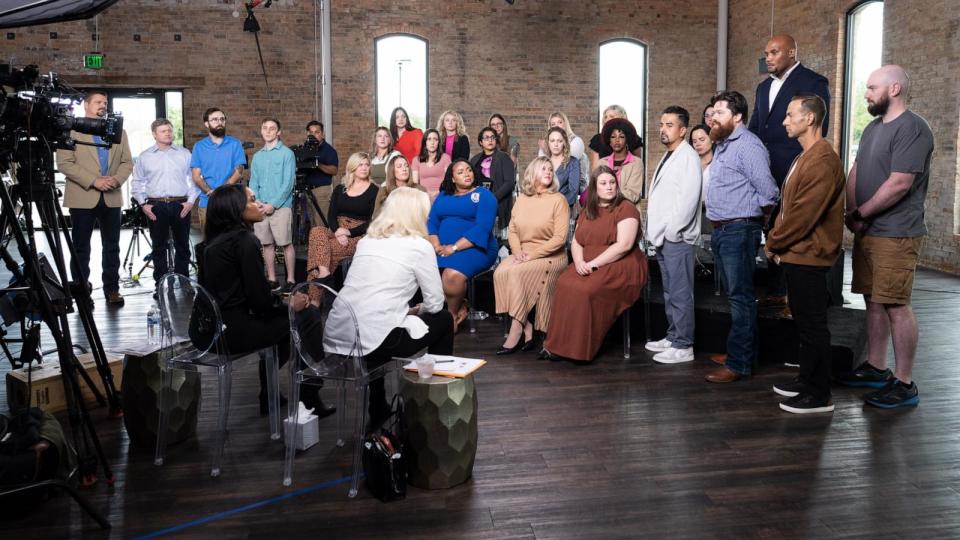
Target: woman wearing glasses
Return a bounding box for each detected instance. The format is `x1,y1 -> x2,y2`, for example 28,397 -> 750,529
469,126 -> 516,227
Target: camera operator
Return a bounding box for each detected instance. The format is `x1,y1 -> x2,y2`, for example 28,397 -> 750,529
299,121 -> 339,226
56,90 -> 133,307
131,118 -> 200,297
190,107 -> 246,230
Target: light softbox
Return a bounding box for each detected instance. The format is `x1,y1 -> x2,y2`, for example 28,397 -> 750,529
0,0 -> 120,29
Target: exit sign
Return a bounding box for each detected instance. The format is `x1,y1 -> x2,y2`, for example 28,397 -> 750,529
84,53 -> 103,69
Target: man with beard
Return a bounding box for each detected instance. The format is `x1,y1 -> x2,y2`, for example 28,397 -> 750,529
765,95 -> 845,413
748,35 -> 830,315
57,90 -> 133,307
190,107 -> 247,228
703,90 -> 779,383
840,65 -> 934,408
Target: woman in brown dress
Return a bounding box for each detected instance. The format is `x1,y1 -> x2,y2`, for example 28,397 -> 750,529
306,152 -> 378,302
493,157 -> 570,355
541,165 -> 648,362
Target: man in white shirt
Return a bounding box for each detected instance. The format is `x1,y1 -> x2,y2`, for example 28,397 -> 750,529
644,106 -> 703,364
131,118 -> 200,295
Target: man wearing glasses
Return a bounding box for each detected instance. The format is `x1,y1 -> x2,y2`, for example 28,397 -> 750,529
190,107 -> 247,228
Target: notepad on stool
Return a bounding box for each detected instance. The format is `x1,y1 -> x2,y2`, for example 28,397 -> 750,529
402,354 -> 486,378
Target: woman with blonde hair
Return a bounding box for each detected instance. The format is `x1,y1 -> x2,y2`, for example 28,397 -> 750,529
369,126 -> 401,186
436,110 -> 470,160
492,157 -> 570,354
373,154 -> 426,218
543,127 -> 581,207
305,186 -> 453,427
539,112 -> 588,191
306,152 -> 378,290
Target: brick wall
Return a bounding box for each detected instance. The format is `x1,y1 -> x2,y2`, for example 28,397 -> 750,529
329,0 -> 719,184
2,0 -> 319,152
727,0 -> 960,274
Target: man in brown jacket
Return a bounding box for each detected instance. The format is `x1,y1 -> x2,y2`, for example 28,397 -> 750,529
57,90 -> 133,307
764,94 -> 845,414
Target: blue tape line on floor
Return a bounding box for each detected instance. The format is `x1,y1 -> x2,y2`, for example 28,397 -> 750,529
133,475 -> 354,539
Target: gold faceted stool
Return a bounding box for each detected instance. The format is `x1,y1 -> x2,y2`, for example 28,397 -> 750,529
399,370 -> 478,489
121,348 -> 201,449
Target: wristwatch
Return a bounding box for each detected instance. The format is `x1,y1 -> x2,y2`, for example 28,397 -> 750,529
451,244 -> 459,253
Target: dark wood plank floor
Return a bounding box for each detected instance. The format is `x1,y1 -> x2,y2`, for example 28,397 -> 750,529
2,230 -> 960,539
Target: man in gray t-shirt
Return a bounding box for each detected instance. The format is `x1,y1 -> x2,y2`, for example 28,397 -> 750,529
841,65 -> 934,409
853,110 -> 934,237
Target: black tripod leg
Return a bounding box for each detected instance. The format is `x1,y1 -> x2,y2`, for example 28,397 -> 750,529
0,480 -> 111,530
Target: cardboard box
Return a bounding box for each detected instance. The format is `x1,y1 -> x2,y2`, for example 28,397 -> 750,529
5,352 -> 123,413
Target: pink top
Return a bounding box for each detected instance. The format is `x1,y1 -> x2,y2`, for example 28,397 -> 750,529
444,134 -> 455,157
412,153 -> 452,200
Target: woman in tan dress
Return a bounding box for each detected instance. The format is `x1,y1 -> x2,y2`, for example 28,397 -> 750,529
542,165 -> 648,362
493,157 -> 570,355
372,154 -> 426,219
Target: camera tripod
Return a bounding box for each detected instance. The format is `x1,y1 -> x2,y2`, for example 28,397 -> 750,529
122,219 -> 151,278
0,143 -> 117,528
291,173 -> 328,247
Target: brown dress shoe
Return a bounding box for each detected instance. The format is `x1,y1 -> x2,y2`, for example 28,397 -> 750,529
709,353 -> 727,366
105,291 -> 125,307
759,295 -> 788,307
705,366 -> 741,383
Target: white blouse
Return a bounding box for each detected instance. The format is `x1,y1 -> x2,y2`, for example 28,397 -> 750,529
323,235 -> 444,356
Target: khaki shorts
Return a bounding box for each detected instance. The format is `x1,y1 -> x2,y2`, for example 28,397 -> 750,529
851,235 -> 923,304
254,207 -> 292,246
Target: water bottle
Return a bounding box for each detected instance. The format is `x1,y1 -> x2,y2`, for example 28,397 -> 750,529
146,303 -> 160,345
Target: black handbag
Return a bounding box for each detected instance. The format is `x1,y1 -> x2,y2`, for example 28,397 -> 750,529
362,395 -> 406,502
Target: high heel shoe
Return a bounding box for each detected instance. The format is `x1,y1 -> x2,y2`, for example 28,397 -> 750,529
496,337 -> 528,356
537,348 -> 555,361
520,335 -> 539,352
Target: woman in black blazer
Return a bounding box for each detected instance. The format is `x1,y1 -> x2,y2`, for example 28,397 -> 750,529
436,109 -> 471,161
469,126 -> 516,227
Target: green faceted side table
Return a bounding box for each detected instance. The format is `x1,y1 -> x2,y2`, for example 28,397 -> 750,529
121,347 -> 201,449
399,370 -> 478,489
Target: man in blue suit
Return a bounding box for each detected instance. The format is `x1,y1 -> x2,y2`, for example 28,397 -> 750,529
749,34 -> 830,311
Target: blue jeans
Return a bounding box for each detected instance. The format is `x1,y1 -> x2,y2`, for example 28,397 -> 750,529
711,220 -> 761,375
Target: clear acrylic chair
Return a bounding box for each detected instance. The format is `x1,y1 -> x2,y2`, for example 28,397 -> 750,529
153,273 -> 281,477
283,280 -> 396,497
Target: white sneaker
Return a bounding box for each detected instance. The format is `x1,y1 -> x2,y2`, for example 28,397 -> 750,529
645,338 -> 672,353
653,347 -> 695,364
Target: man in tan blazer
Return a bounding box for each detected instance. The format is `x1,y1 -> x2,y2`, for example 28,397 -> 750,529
57,90 -> 133,307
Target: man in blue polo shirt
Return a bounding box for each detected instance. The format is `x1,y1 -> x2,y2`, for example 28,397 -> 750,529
250,118 -> 296,292
190,107 -> 247,228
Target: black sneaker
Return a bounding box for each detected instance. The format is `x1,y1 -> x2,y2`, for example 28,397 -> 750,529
780,393 -> 835,414
838,363 -> 893,388
863,379 -> 919,408
773,378 -> 806,398
268,280 -> 281,291
280,281 -> 295,295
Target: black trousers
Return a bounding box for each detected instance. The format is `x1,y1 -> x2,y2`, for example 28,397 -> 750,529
70,197 -> 122,294
366,310 -> 455,410
147,201 -> 192,282
783,263 -> 832,399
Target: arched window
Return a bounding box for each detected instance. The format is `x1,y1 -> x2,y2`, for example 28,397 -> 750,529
375,34 -> 428,130
598,39 -> 648,136
842,1 -> 884,168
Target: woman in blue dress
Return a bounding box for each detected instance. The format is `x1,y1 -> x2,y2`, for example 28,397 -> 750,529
427,158 -> 498,330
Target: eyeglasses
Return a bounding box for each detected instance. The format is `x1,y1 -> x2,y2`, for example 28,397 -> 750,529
481,135 -> 497,141
489,122 -> 504,128
207,117 -> 226,124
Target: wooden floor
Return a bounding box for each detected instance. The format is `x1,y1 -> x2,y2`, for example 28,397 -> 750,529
3,230 -> 960,539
